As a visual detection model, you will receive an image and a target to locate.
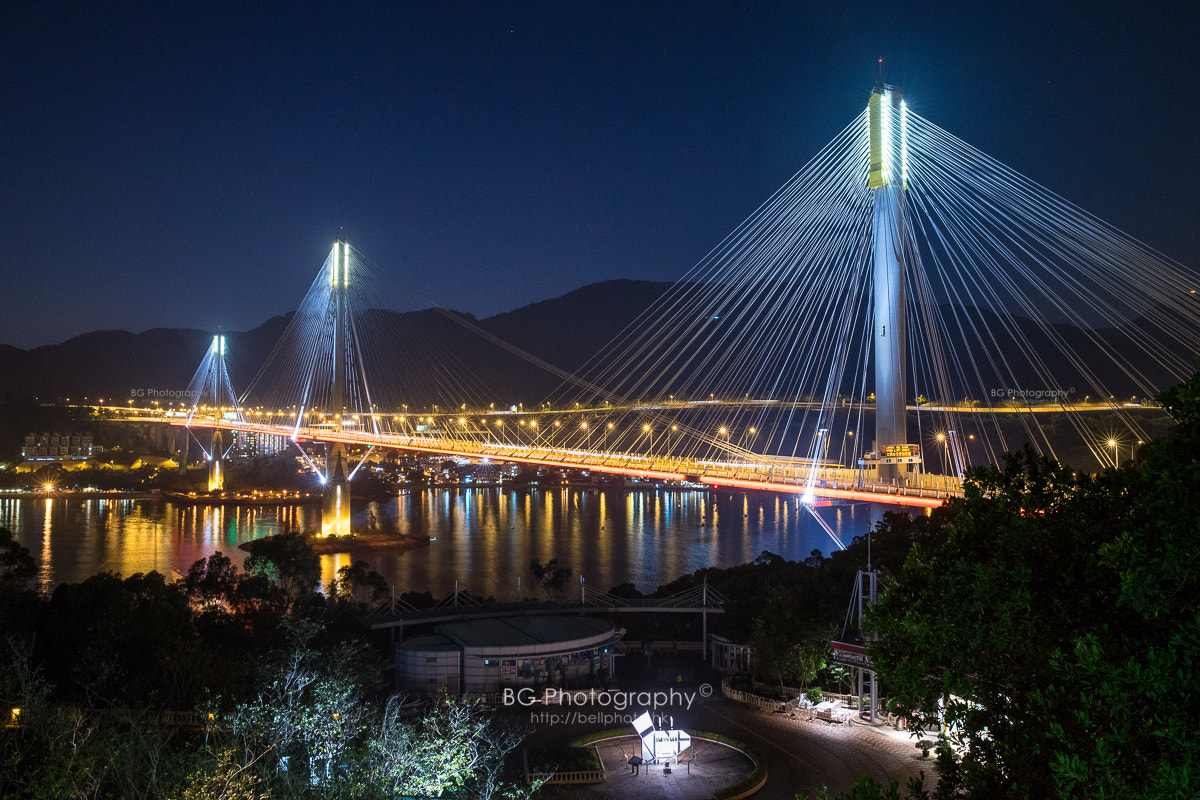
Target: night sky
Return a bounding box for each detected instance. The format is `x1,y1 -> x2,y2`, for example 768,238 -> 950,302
4,2 -> 1198,349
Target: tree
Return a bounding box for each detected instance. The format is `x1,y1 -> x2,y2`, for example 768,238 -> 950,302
1029,372 -> 1200,799
868,447 -> 1131,797
41,570 -> 202,709
529,559 -> 572,600
174,747 -> 269,800
0,527 -> 37,591
750,583 -> 828,696
225,619 -> 372,797
801,773 -> 931,800
868,384 -> 1200,800
241,532 -> 321,608
184,551 -> 241,609
330,561 -> 389,608
362,694 -> 534,799
220,617 -> 533,799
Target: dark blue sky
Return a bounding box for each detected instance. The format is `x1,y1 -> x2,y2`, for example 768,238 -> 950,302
3,1 -> 1198,348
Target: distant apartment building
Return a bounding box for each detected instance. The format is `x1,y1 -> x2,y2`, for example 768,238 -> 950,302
22,432 -> 101,461
232,430 -> 287,457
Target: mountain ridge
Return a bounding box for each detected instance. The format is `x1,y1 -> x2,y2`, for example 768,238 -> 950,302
0,279 -> 1189,406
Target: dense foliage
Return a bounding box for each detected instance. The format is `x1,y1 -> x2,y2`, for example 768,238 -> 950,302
0,534 -> 537,800
864,372 -> 1200,799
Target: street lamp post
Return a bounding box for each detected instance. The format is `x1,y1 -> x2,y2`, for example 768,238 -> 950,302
1108,438 -> 1118,468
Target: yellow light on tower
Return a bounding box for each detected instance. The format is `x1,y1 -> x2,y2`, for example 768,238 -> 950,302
868,88 -> 906,191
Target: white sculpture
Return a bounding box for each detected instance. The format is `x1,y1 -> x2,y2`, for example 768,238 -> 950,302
631,710 -> 692,763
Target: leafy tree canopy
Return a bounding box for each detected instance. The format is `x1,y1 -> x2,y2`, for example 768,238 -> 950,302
867,371 -> 1200,799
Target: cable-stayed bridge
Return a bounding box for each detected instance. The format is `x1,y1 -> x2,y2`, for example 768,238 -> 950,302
177,85 -> 1200,537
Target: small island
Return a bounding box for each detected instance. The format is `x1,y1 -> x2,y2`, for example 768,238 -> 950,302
239,529 -> 429,556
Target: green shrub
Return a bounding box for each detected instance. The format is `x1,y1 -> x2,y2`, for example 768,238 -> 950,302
527,746 -> 601,773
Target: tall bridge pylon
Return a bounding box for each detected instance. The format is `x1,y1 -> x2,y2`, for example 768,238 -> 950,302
869,86 -> 911,480
239,239 -> 379,535
323,239 -> 354,537
184,334 -> 244,491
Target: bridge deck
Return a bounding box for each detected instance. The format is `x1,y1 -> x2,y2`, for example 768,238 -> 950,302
173,418 -> 961,507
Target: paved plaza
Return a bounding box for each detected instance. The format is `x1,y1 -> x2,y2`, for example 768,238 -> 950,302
524,654 -> 936,799
560,735 -> 756,800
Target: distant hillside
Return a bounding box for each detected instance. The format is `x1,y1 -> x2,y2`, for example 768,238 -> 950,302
0,317 -> 290,403
480,279 -> 674,372
0,281 -> 675,405
0,279 -> 1191,406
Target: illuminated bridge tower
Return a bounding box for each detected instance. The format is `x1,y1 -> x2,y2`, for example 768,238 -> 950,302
322,240 -> 352,537
869,86 -> 913,479
182,334 -> 242,492
205,336 -> 234,491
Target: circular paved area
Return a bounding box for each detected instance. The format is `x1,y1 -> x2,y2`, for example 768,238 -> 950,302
523,655 -> 936,799
567,735 -> 756,800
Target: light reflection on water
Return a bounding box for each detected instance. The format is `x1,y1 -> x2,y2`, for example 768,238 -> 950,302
1,489 -> 881,598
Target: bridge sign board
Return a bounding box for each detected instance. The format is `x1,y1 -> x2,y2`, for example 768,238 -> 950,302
859,443 -> 922,466
830,640 -> 874,670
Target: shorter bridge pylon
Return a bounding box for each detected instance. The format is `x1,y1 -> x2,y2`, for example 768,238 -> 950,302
184,334 -> 243,492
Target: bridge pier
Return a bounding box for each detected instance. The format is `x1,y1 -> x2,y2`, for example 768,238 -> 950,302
322,442 -> 351,537
207,429 -> 224,491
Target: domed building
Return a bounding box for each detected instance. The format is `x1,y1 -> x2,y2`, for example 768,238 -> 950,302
395,613 -> 622,696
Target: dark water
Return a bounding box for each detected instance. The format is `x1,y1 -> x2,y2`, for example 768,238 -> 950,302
1,489 -> 882,598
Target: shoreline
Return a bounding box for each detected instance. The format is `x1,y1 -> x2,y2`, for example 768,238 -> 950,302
0,490 -> 162,500
163,491 -> 323,506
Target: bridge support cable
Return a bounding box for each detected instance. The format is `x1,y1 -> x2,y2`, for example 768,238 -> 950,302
803,502 -> 846,551
543,111 -> 875,469
187,86 -> 1200,499
536,88 -> 1199,477
900,109 -> 1200,466
292,439 -> 325,479
347,445 -> 375,481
